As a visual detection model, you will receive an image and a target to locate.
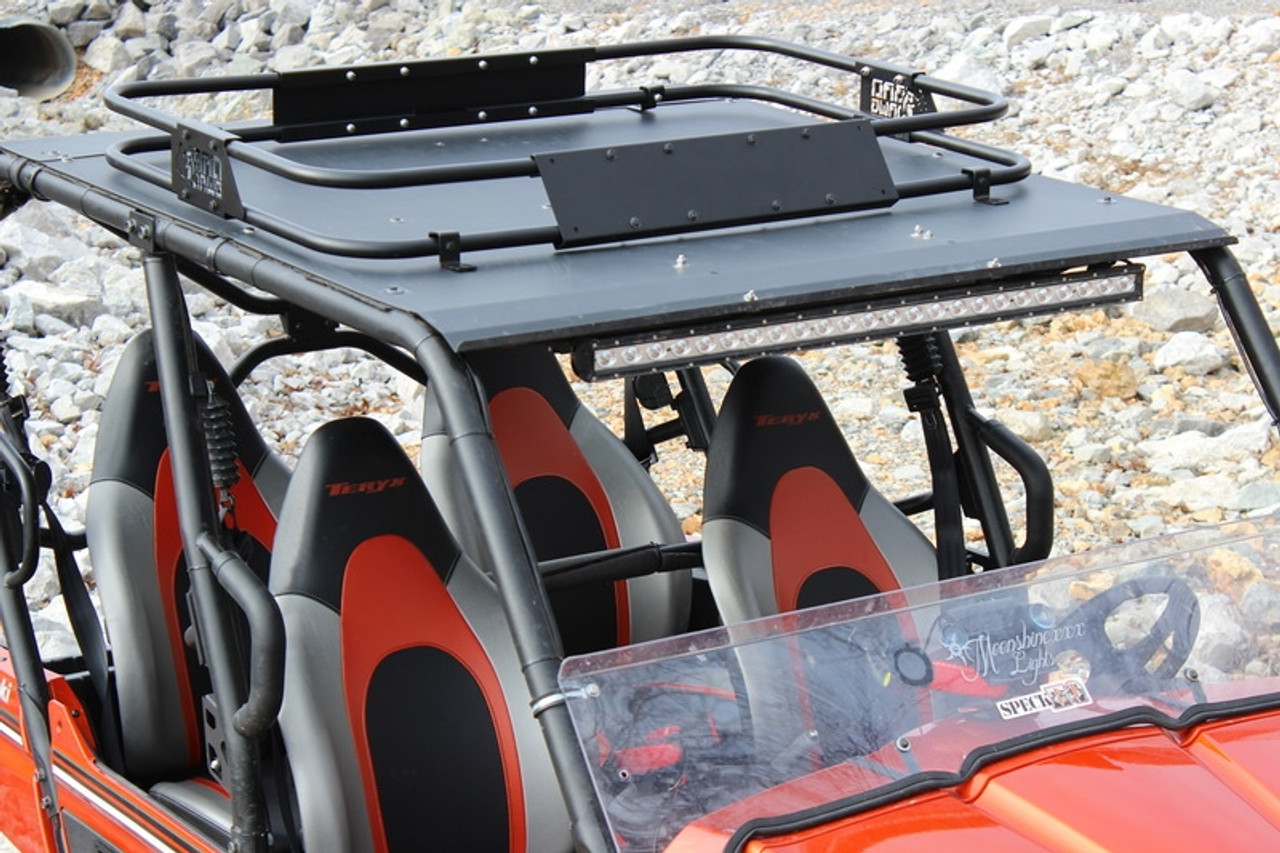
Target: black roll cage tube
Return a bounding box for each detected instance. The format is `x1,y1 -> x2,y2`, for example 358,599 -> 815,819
142,252 -> 276,852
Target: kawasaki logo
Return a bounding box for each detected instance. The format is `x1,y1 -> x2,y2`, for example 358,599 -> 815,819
326,477 -> 406,497
754,411 -> 820,428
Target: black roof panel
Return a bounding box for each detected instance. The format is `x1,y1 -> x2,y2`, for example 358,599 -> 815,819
1,66 -> 1232,354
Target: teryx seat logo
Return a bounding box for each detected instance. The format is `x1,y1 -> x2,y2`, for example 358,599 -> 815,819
326,477 -> 406,497
754,411 -> 820,428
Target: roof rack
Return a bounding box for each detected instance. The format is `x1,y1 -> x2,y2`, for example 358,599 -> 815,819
101,35 -> 1030,260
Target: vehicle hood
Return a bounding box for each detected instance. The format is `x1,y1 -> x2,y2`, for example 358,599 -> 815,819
681,708 -> 1280,852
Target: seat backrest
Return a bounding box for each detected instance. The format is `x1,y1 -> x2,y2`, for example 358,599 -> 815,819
422,345 -> 688,655
88,329 -> 290,784
701,356 -> 936,624
270,417 -> 568,853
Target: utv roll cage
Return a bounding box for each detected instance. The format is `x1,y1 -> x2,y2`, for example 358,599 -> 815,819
1,34 -> 1278,853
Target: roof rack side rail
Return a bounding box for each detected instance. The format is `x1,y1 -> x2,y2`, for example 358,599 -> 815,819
104,73 -> 278,134
594,35 -> 1009,129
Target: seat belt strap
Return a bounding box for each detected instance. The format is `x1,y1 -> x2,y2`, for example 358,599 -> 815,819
42,502 -> 125,769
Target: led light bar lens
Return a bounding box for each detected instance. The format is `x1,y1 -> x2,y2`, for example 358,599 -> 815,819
586,265 -> 1142,378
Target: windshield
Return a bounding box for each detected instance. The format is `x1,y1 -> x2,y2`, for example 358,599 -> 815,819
559,514 -> 1280,851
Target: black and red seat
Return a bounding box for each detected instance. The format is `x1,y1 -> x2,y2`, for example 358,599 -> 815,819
88,330 -> 289,824
701,356 -> 937,624
270,417 -> 569,852
422,345 -> 689,655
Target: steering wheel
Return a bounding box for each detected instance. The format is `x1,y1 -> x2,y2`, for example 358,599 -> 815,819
1067,575 -> 1200,694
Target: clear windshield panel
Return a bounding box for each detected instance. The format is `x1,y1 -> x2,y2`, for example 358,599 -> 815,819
559,513 -> 1280,852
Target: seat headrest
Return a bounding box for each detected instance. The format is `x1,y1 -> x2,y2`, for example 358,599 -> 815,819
465,345 -> 580,427
91,329 -> 270,492
704,356 -> 874,532
270,418 -> 460,608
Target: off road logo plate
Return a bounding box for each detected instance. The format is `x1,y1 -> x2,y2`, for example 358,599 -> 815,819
996,677 -> 1092,720
859,70 -> 937,118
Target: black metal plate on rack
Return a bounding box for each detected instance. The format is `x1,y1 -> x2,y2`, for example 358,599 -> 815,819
272,48 -> 592,139
171,122 -> 243,219
535,118 -> 897,248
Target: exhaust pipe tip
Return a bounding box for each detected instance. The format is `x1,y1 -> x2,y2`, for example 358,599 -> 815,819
0,19 -> 78,101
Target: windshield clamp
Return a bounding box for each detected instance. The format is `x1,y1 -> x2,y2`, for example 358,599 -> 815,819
530,690 -> 569,717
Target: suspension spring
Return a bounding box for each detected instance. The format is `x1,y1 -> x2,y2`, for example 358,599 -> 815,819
898,333 -> 943,385
202,382 -> 240,511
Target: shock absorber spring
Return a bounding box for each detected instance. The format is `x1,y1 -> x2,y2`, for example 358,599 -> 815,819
898,333 -> 943,385
202,381 -> 239,513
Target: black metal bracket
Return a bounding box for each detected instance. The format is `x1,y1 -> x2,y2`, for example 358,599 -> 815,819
172,123 -> 245,219
125,210 -> 158,252
964,167 -> 1008,206
433,232 -> 476,272
639,85 -> 666,110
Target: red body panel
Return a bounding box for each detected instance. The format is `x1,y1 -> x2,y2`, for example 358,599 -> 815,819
665,707 -> 1280,852
0,654 -> 220,853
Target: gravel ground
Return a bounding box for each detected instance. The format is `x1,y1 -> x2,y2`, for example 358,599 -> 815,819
0,0 -> 1279,846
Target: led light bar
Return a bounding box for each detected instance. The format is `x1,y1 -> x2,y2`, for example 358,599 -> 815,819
574,264 -> 1143,379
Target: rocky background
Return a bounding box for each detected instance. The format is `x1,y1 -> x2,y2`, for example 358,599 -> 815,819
0,0 -> 1277,670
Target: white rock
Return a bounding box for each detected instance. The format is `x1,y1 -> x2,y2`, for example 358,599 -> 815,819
271,0 -> 314,29
4,280 -> 104,327
1086,26 -> 1120,53
932,52 -> 1006,100
1138,24 -> 1174,57
1052,11 -> 1094,34
50,396 -> 80,424
1003,15 -> 1052,49
1153,331 -> 1226,375
113,2 -> 148,40
1133,287 -> 1220,333
270,44 -> 316,71
91,313 -> 134,346
0,209 -> 91,281
33,314 -> 75,337
48,0 -> 87,26
84,35 -> 133,74
995,410 -> 1054,443
1165,68 -> 1216,111
1142,417 -> 1272,477
33,611 -> 82,661
1237,17 -> 1280,56
1241,581 -> 1280,631
173,40 -> 221,76
1187,592 -> 1249,673
1234,480 -> 1280,512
